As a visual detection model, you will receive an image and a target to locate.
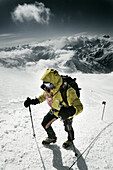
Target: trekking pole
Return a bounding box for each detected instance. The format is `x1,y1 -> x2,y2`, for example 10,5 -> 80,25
28,105 -> 46,170
66,124 -> 78,157
28,105 -> 36,137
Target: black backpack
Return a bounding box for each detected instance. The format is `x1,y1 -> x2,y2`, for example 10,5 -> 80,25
60,75 -> 81,105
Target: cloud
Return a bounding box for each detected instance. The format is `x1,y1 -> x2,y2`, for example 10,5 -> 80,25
0,33 -> 14,38
11,2 -> 51,24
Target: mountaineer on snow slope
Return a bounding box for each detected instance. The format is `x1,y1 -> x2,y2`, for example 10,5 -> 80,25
24,69 -> 83,148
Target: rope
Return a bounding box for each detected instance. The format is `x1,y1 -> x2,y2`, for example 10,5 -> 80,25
69,121 -> 113,169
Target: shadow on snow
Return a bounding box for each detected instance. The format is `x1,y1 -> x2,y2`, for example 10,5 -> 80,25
45,143 -> 88,170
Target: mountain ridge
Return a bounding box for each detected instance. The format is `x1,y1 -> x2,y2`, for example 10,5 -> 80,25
0,34 -> 113,73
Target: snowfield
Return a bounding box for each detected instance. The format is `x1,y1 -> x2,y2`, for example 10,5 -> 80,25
0,67 -> 113,170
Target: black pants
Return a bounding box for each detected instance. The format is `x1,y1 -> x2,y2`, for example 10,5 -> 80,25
41,110 -> 74,141
41,110 -> 58,139
63,119 -> 74,141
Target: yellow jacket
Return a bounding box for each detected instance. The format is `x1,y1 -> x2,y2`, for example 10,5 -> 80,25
37,69 -> 83,118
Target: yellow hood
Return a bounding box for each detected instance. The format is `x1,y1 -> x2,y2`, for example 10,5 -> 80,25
41,69 -> 63,92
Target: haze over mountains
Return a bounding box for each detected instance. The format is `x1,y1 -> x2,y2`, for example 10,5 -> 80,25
0,34 -> 113,73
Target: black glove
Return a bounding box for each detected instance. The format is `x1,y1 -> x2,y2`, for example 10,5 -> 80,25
59,106 -> 76,120
24,97 -> 40,108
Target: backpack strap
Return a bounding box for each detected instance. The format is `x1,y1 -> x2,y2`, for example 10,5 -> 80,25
60,82 -> 70,106
61,75 -> 81,98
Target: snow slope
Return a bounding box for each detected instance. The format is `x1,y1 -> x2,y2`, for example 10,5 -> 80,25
0,66 -> 113,170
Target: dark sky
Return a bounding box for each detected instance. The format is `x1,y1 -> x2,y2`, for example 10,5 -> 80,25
0,0 -> 113,45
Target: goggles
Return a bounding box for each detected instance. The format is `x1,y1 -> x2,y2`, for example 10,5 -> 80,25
43,82 -> 53,88
41,82 -> 54,93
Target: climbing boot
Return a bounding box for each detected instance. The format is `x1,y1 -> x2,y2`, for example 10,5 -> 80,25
62,140 -> 73,148
42,137 -> 57,145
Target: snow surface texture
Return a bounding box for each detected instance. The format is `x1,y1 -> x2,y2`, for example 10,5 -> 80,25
0,34 -> 113,170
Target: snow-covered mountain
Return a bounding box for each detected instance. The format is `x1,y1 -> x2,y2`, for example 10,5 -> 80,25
0,34 -> 113,73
